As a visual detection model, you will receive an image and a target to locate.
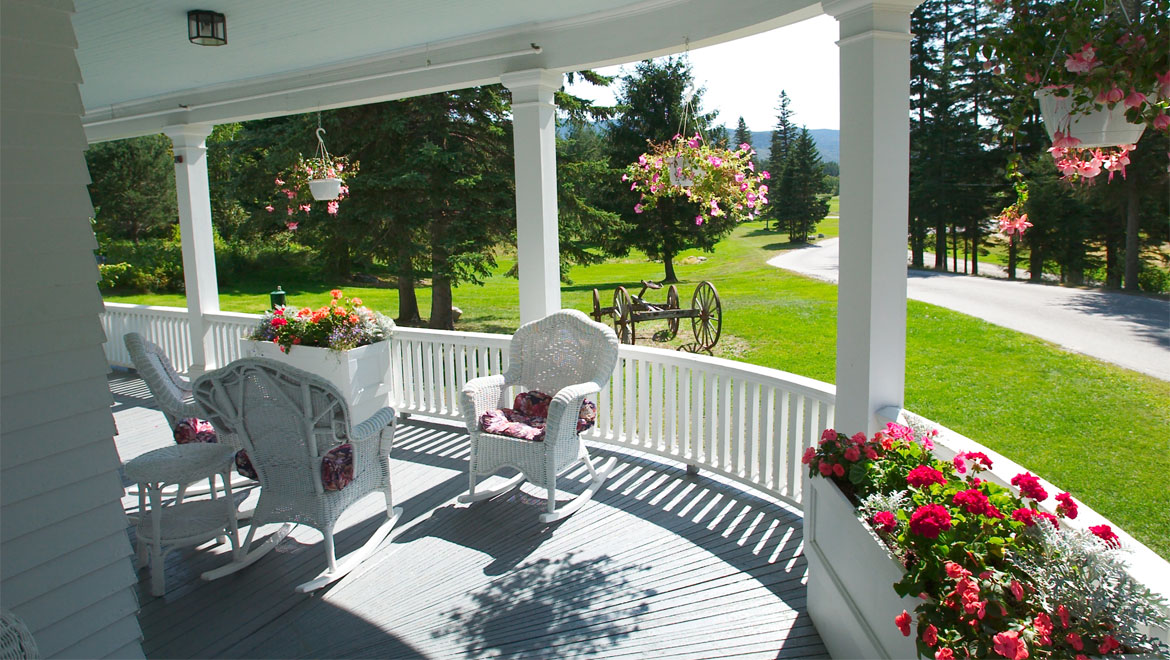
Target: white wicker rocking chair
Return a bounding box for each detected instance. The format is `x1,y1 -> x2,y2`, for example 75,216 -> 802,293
123,332 -> 247,502
458,309 -> 620,523
192,358 -> 401,593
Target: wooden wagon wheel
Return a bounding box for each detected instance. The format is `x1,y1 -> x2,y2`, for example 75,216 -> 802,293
666,284 -> 680,338
690,281 -> 722,351
613,286 -> 635,345
591,288 -> 603,322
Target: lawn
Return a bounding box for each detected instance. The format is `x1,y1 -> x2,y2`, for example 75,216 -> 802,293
107,214 -> 1170,558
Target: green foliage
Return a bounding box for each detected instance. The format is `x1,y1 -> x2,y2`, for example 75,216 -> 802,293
776,128 -> 829,243
1138,265 -> 1170,293
606,57 -> 727,282
98,262 -> 132,290
556,121 -> 631,280
767,91 -> 796,186
86,134 -> 177,244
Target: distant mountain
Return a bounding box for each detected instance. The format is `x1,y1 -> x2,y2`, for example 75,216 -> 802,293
747,129 -> 839,166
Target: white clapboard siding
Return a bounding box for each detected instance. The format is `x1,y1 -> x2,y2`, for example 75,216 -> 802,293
0,1 -> 145,658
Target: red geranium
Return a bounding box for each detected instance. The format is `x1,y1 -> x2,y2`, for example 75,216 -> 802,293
1089,524 -> 1120,548
907,465 -> 947,488
895,610 -> 912,636
910,504 -> 953,539
1055,492 -> 1078,519
993,630 -> 1029,660
1010,472 -> 1048,502
872,510 -> 897,533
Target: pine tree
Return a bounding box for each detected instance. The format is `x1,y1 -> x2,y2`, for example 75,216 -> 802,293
733,117 -> 753,151
86,134 -> 177,245
606,57 -> 733,284
767,92 -> 796,231
776,128 -> 830,243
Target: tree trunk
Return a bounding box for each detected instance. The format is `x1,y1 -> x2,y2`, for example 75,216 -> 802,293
1123,174 -> 1140,291
395,243 -> 421,325
935,220 -> 947,270
429,273 -> 454,330
663,249 -> 678,284
1028,243 -> 1044,283
1105,235 -> 1122,289
396,274 -> 421,325
1007,234 -> 1017,281
951,226 -> 958,272
970,223 -> 979,276
911,217 -> 925,269
428,219 -> 454,330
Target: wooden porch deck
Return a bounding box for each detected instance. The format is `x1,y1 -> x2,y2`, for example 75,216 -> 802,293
110,372 -> 827,659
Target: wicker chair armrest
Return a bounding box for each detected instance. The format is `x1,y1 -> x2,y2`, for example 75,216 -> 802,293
545,381 -> 602,442
350,406 -> 398,456
460,374 -> 508,429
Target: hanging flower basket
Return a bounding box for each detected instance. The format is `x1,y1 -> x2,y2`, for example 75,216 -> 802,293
623,133 -> 769,226
309,177 -> 343,201
1036,88 -> 1146,149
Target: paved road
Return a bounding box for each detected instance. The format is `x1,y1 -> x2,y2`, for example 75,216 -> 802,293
768,238 -> 1170,381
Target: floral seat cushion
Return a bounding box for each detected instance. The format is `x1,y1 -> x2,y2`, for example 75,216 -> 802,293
174,417 -> 218,444
233,444 -> 354,491
479,391 -> 597,442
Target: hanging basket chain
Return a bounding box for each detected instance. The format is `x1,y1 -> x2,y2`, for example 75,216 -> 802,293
314,127 -> 334,177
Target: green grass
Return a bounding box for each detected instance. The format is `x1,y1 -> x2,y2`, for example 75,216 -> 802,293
106,213 -> 1170,558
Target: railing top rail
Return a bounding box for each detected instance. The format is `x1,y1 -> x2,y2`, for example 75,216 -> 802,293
102,302 -> 196,316
391,326 -> 513,346
616,342 -> 836,401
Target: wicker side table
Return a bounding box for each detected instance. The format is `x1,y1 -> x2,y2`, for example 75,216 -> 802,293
124,443 -> 240,596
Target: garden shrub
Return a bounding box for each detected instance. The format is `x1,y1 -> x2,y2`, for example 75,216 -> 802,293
1138,266 -> 1169,293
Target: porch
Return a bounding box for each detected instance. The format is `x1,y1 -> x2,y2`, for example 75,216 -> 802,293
111,370 -> 826,659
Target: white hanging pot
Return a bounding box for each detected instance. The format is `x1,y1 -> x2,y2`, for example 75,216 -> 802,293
665,155 -> 697,187
309,177 -> 342,201
1036,88 -> 1146,148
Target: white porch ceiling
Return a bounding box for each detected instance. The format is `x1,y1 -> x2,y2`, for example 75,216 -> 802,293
74,0 -> 824,142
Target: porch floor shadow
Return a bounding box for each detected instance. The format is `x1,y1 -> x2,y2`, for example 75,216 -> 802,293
110,371 -> 827,659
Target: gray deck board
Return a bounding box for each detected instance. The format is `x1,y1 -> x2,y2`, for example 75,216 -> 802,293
109,371 -> 827,659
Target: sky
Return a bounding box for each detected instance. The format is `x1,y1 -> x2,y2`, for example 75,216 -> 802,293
562,15 -> 841,133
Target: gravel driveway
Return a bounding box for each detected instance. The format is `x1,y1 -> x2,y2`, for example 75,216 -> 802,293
768,238 -> 1170,381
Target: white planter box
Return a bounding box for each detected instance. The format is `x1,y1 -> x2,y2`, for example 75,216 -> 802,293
1036,89 -> 1146,149
805,476 -> 919,660
239,338 -> 391,423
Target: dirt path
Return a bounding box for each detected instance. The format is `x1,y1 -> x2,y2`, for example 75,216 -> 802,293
768,238 -> 1170,381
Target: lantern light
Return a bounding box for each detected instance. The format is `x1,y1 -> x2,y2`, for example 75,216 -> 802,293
188,10 -> 226,46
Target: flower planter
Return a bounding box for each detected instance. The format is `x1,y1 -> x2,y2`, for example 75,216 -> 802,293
239,338 -> 391,423
664,155 -> 698,187
805,476 -> 918,660
1036,89 -> 1146,149
309,177 -> 343,201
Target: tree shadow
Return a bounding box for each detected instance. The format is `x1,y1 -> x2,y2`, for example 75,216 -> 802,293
763,240 -> 813,252
432,550 -> 654,658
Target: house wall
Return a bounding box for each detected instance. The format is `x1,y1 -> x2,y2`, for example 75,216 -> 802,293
0,0 -> 145,657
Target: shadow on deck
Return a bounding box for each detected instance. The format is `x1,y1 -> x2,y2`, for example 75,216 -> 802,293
109,372 -> 826,659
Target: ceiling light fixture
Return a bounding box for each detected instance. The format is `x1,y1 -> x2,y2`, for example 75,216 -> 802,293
187,10 -> 226,46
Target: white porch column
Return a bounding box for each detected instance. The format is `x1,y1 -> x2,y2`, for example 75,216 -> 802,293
824,0 -> 922,433
163,124 -> 220,377
501,69 -> 562,324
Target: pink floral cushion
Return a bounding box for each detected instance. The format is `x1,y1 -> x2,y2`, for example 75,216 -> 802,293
513,391 -> 552,418
479,391 -> 597,441
320,444 -> 354,491
480,408 -> 548,441
174,418 -> 217,444
235,450 -> 257,480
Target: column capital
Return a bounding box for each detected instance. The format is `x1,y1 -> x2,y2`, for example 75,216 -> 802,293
822,0 -> 922,18
500,69 -> 563,105
163,123 -> 215,149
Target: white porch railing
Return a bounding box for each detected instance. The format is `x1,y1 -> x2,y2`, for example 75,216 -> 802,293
101,302 -> 834,507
